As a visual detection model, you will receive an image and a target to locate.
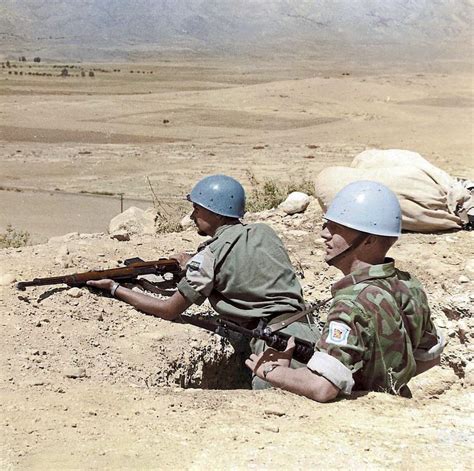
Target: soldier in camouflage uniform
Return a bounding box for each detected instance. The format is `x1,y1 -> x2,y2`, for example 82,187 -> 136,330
246,181 -> 445,401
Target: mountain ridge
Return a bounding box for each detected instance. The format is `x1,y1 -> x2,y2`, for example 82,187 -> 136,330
1,0 -> 472,60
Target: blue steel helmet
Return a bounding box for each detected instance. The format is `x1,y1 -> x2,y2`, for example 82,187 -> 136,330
324,180 -> 402,237
187,174 -> 246,218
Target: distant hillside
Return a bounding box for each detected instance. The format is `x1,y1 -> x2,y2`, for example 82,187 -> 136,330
0,0 -> 472,60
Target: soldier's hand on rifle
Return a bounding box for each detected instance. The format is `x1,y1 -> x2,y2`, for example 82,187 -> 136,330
86,279 -> 115,292
245,336 -> 296,380
170,252 -> 194,270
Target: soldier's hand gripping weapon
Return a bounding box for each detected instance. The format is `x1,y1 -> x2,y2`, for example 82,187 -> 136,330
181,299 -> 331,364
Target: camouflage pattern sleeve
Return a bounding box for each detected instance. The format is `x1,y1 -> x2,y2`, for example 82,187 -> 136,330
315,299 -> 372,375
416,315 -> 440,350
395,274 -> 445,361
413,314 -> 446,361
393,271 -> 438,351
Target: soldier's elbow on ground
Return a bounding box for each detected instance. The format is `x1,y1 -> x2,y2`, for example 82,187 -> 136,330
152,306 -> 180,321
309,384 -> 340,403
304,370 -> 340,403
131,296 -> 182,321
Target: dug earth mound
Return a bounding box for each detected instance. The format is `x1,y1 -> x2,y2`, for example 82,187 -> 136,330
1,204 -> 472,469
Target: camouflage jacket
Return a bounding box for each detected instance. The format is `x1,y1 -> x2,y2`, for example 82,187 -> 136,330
307,259 -> 444,395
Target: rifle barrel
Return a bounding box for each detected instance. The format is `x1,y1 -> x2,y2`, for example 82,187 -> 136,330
16,258 -> 180,290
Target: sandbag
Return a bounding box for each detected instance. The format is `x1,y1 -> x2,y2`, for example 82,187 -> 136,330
314,149 -> 470,233
350,149 -> 467,214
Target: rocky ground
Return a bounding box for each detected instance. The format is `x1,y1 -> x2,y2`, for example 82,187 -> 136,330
1,56 -> 472,469
1,202 -> 473,470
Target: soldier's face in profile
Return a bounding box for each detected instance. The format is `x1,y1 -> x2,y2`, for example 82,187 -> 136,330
190,204 -> 221,236
321,221 -> 360,265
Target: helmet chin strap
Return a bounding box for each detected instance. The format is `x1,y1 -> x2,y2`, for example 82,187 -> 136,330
326,232 -> 370,266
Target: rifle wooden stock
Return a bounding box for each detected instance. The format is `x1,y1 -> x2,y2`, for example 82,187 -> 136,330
16,258 -> 181,291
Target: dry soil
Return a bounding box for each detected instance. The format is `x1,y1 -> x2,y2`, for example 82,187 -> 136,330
0,57 -> 473,470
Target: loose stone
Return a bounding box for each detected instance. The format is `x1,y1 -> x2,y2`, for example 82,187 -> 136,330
67,287 -> 83,298
64,367 -> 87,379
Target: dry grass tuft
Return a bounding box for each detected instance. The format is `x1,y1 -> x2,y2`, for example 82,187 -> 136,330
0,224 -> 30,248
245,171 -> 315,212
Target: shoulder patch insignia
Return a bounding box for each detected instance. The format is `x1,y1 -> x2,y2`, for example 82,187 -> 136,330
188,260 -> 201,271
187,253 -> 204,271
327,321 -> 351,346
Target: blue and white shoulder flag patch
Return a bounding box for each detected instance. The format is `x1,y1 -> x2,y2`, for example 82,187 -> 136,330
327,321 -> 351,346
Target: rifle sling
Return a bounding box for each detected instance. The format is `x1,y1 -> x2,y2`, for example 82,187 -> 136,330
266,299 -> 332,333
267,309 -> 313,333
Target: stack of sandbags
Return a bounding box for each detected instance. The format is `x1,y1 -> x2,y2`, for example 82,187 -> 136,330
314,149 -> 472,232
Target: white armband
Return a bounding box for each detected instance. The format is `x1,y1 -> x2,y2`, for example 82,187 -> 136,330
307,351 -> 355,395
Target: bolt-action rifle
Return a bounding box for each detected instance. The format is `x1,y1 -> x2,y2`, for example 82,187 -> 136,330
16,257 -> 182,291
181,299 -> 330,364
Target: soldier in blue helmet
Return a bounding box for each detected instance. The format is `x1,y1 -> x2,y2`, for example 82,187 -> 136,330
246,181 -> 445,401
88,174 -> 319,388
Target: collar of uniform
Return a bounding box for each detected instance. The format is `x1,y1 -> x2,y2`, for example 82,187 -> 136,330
213,222 -> 243,238
198,223 -> 244,251
330,258 -> 396,295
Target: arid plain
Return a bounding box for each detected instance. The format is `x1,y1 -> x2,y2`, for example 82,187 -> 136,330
1,57 -> 472,239
0,57 -> 473,469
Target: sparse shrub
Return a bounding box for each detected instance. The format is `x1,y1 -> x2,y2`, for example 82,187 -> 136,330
155,213 -> 183,234
245,171 -> 315,212
33,57 -> 41,63
246,179 -> 283,212
147,177 -> 184,233
286,179 -> 316,197
0,224 -> 30,248
61,68 -> 69,77
89,71 -> 95,77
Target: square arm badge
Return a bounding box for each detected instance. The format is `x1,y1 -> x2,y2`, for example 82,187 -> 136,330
327,321 -> 351,346
187,252 -> 204,271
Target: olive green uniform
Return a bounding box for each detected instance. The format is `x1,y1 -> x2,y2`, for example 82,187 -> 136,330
177,223 -> 320,388
307,259 -> 445,395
